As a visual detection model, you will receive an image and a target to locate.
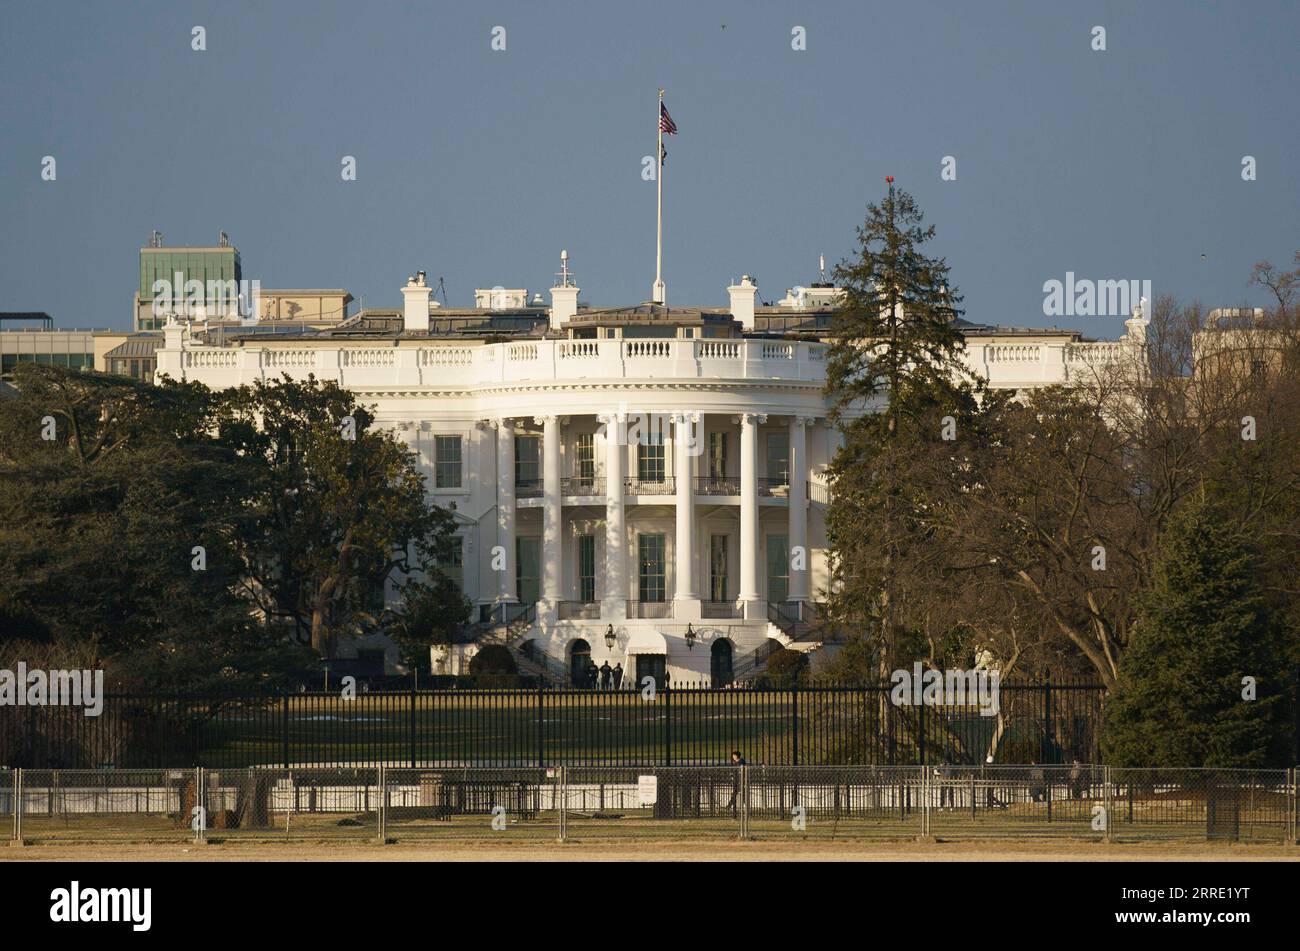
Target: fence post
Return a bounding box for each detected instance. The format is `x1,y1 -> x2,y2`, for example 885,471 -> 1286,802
739,764 -> 750,840
537,685 -> 545,769
193,766 -> 206,844
791,684 -> 799,767
1289,766 -> 1297,846
282,693 -> 290,769
557,765 -> 567,843
409,684 -> 417,769
375,763 -> 386,844
663,681 -> 672,766
1103,765 -> 1113,844
12,768 -> 20,844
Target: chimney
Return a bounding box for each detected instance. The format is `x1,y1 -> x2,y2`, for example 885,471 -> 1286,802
728,275 -> 757,331
402,272 -> 431,332
549,249 -> 579,330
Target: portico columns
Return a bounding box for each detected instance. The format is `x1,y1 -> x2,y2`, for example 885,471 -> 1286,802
738,412 -> 766,619
673,413 -> 700,616
600,413 -> 627,620
494,417 -> 517,603
538,414 -> 564,616
788,416 -> 812,602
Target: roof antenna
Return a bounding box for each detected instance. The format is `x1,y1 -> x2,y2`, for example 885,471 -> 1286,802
819,253 -> 826,283
434,276 -> 448,304
559,249 -> 574,288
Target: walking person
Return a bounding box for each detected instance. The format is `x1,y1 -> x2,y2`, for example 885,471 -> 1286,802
726,750 -> 747,817
612,662 -> 623,689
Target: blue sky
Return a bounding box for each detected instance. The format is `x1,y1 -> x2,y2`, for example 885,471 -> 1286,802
1,0 -> 1296,336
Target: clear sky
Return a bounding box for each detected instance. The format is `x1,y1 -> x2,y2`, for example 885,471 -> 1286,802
1,0 -> 1296,336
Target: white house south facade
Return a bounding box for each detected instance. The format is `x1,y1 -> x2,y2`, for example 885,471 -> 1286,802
153,260 -> 1148,687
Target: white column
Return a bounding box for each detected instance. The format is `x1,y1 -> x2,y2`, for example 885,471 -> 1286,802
538,414 -> 563,612
601,413 -> 627,620
788,416 -> 811,602
495,417 -> 517,603
739,412 -> 765,618
673,413 -> 699,612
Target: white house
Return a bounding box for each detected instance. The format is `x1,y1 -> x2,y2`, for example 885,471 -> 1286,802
153,257 -> 1148,686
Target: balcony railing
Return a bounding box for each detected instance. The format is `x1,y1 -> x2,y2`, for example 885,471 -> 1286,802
757,477 -> 789,497
808,480 -> 831,504
558,600 -> 601,620
625,477 -> 675,496
701,600 -> 743,619
515,478 -> 543,499
560,476 -> 604,497
695,476 -> 740,496
627,600 -> 673,619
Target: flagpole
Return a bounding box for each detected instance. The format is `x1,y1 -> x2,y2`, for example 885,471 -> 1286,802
653,88 -> 665,305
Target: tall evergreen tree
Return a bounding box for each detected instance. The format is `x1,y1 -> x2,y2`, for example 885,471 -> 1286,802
1102,490 -> 1291,767
823,181 -> 985,677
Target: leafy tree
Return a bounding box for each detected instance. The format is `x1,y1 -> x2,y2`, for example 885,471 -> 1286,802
216,375 -> 465,658
0,365 -> 306,689
1103,491 -> 1291,767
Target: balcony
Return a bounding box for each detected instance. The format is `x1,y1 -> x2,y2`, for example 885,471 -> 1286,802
757,478 -> 789,497
558,600 -> 601,620
695,476 -> 740,496
625,477 -> 675,496
560,476 -> 605,497
515,478 -> 543,499
627,600 -> 673,619
701,600 -> 743,619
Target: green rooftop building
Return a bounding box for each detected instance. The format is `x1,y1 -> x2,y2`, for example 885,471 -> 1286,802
134,231 -> 243,330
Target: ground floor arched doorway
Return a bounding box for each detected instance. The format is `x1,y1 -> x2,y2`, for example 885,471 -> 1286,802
569,639 -> 592,687
710,638 -> 734,687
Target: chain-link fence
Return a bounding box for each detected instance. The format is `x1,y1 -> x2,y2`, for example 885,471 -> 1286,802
5,766 -> 1297,845
381,767 -> 560,841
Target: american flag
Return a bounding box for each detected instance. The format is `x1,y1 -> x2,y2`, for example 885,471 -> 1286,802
659,102 -> 677,135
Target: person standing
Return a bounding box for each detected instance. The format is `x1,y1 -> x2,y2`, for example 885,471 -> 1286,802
612,663 -> 624,689
599,660 -> 612,690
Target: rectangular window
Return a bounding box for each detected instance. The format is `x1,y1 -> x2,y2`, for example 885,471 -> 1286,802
766,432 -> 790,485
575,433 -> 595,480
578,534 -> 596,603
434,435 -> 463,489
710,534 -> 728,601
435,536 -> 464,592
766,534 -> 789,604
516,536 -> 541,604
638,534 -> 666,603
708,432 -> 728,480
515,434 -> 540,487
637,442 -> 665,482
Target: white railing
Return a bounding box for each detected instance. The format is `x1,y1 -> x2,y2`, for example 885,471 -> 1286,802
987,345 -> 1042,363
697,341 -> 740,359
161,338 -> 842,388
420,347 -> 474,366
625,340 -> 671,358
342,348 -> 395,368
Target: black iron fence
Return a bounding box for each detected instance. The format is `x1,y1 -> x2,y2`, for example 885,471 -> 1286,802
1,679 -> 1106,770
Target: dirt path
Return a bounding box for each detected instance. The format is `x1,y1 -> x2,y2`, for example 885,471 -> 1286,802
5,839 -> 1297,862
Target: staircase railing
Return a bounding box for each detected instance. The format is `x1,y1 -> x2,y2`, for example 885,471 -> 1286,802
731,639 -> 784,683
